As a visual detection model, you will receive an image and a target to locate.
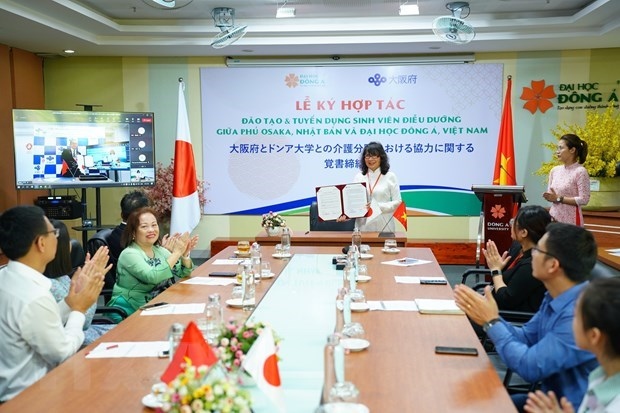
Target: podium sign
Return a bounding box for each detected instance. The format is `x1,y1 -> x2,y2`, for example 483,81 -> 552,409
472,185 -> 527,266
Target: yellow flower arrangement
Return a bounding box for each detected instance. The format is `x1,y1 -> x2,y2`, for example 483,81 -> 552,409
158,359 -> 252,413
536,103 -> 620,179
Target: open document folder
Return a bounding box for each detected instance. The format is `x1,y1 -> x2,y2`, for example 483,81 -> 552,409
315,182 -> 368,221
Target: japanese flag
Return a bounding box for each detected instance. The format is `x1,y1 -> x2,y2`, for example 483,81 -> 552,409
242,327 -> 285,412
170,80 -> 201,234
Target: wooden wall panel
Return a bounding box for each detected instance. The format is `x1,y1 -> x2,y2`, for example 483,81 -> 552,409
0,45 -> 47,213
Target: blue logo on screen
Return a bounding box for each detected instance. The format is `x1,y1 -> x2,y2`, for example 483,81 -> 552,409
368,73 -> 387,86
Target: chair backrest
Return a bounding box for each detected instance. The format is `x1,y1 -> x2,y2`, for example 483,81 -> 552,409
70,238 -> 85,270
309,201 -> 356,232
591,261 -> 619,279
86,228 -> 117,294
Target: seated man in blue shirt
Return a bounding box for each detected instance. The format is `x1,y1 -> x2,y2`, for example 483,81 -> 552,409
454,222 -> 599,412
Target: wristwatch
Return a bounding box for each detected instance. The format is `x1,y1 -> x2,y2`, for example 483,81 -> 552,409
483,318 -> 501,333
490,269 -> 502,277
556,196 -> 564,203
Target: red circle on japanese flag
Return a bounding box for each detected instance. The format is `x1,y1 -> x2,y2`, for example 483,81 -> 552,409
263,354 -> 281,386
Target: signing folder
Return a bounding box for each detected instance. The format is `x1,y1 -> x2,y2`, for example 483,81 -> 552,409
315,182 -> 368,221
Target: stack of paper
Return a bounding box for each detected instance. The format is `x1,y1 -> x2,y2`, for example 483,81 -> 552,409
414,299 -> 464,315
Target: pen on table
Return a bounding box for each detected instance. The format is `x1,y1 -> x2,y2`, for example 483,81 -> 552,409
106,344 -> 119,350
141,302 -> 169,311
304,231 -> 310,235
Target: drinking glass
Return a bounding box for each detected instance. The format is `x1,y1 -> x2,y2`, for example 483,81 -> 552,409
237,240 -> 250,255
236,262 -> 246,284
342,321 -> 365,339
348,288 -> 366,303
357,264 -> 368,278
384,239 -> 397,250
328,382 -> 360,403
261,261 -> 272,278
275,243 -> 283,256
231,286 -> 243,300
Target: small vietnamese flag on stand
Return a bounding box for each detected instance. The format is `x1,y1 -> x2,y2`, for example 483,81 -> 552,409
170,78 -> 201,235
160,321 -> 218,384
393,201 -> 408,231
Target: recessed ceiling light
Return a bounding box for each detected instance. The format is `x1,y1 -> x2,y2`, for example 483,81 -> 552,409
399,4 -> 420,16
64,49 -> 75,54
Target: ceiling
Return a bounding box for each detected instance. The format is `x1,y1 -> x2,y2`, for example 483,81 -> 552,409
0,0 -> 618,58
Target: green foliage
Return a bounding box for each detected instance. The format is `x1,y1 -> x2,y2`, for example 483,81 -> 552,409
536,103 -> 620,178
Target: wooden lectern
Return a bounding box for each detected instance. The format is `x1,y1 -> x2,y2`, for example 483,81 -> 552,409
472,185 -> 527,268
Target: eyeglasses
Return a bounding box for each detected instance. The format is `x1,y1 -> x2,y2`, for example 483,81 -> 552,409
44,228 -> 60,238
364,155 -> 379,159
532,246 -> 556,260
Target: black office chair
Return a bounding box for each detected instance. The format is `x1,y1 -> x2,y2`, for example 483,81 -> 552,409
309,201 -> 356,232
86,228 -> 117,302
70,238 -> 85,272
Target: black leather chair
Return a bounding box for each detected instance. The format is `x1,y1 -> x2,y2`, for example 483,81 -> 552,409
70,238 -> 85,271
309,201 -> 356,232
86,228 -> 117,302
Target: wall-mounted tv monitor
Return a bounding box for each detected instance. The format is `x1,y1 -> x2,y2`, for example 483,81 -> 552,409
12,109 -> 156,189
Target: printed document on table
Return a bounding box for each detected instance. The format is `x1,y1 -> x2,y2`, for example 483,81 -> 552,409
86,341 -> 168,358
394,276 -> 446,284
414,299 -> 464,315
213,258 -> 248,265
367,300 -> 419,311
606,248 -> 620,256
181,277 -> 236,286
140,303 -> 206,316
382,257 -> 433,267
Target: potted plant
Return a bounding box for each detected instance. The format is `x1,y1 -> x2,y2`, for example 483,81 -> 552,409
261,211 -> 287,236
536,103 -> 620,211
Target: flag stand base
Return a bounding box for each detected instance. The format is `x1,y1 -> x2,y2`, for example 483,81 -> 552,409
379,232 -> 395,238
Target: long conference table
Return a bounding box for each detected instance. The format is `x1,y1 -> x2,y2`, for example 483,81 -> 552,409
0,245 -> 516,412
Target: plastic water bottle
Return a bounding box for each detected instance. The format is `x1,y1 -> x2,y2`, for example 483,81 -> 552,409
280,226 -> 291,255
352,226 -> 362,253
168,322 -> 185,360
250,241 -> 262,283
204,293 -> 222,345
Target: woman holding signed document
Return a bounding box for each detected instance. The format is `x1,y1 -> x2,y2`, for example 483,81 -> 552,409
337,141 -> 402,232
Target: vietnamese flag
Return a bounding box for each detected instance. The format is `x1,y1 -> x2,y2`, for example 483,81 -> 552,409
170,79 -> 201,235
393,201 -> 408,231
160,321 -> 218,384
493,76 -> 517,186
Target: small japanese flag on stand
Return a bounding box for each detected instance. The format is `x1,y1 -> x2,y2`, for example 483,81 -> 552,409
170,79 -> 201,235
242,327 -> 286,412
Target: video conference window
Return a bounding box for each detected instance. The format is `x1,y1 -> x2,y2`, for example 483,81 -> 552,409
12,110 -> 156,189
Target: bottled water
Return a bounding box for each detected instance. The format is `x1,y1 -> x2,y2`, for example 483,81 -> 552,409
250,242 -> 262,283
168,322 -> 185,360
241,264 -> 255,311
280,226 -> 291,254
204,293 -> 222,345
351,226 -> 362,253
